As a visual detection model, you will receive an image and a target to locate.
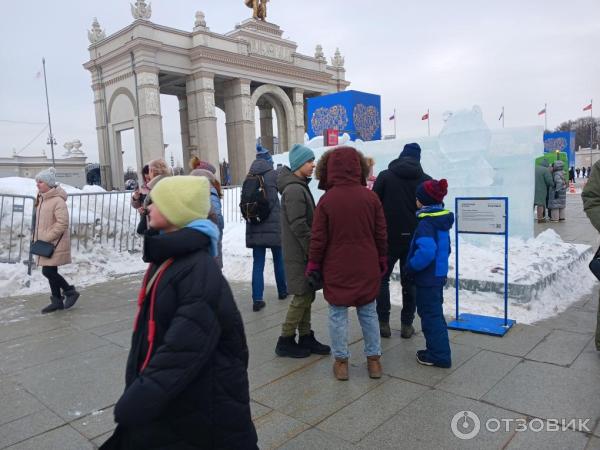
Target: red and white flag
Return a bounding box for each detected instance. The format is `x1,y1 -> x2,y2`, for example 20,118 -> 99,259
538,108 -> 546,116
421,112 -> 429,121
583,103 -> 593,111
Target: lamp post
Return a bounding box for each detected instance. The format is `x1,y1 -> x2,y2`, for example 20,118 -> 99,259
42,58 -> 56,167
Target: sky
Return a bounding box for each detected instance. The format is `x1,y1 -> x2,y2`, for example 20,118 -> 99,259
1,0 -> 599,169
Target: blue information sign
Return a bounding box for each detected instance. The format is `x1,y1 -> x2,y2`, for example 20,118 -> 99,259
447,197 -> 516,337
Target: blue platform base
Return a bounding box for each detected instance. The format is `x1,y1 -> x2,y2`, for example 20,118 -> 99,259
447,313 -> 516,337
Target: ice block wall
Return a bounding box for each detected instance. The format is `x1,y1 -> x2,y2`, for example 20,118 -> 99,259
273,106 -> 543,240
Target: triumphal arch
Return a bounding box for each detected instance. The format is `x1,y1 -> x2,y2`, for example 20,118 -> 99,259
84,1 -> 350,188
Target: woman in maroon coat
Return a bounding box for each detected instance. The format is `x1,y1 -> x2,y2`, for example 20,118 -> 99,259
307,146 -> 388,381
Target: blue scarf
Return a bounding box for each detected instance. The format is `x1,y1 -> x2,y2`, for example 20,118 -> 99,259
416,204 -> 444,217
185,219 -> 220,257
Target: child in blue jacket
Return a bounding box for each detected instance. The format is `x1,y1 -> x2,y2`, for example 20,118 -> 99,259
405,179 -> 454,368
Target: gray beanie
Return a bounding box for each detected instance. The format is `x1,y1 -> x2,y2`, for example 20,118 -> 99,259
35,167 -> 57,187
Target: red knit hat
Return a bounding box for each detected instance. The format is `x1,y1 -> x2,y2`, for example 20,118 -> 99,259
416,179 -> 448,205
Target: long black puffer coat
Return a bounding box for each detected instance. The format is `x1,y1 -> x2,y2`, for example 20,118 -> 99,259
102,228 -> 257,450
245,159 -> 282,248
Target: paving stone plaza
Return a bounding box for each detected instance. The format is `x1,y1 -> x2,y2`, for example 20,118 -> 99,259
0,186 -> 598,449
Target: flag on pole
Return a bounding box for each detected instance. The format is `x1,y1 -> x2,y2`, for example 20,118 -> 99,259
538,108 -> 546,116
421,112 -> 429,121
389,113 -> 395,121
583,103 -> 593,111
498,110 -> 504,121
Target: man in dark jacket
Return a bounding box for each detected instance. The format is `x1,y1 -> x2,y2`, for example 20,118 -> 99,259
373,143 -> 431,339
101,176 -> 257,449
245,146 -> 287,311
275,144 -> 330,358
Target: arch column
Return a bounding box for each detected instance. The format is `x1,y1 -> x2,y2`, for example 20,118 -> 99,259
259,105 -> 275,152
291,88 -> 306,146
135,68 -> 164,164
91,70 -> 114,190
224,78 -> 256,184
178,95 -> 191,173
186,72 -> 219,170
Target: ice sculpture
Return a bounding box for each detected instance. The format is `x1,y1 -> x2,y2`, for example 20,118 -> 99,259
274,106 -> 543,239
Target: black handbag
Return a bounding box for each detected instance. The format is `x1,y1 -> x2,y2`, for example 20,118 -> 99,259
589,246 -> 600,281
30,240 -> 58,257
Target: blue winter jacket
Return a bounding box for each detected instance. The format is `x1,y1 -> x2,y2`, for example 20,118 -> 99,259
406,205 -> 454,287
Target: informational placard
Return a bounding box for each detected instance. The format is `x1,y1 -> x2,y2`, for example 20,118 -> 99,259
448,197 -> 515,337
457,198 -> 506,235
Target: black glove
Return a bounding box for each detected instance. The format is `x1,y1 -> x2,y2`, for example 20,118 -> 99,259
306,271 -> 323,291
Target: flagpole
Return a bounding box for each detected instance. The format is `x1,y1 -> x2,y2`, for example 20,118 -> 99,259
427,108 -> 431,137
544,103 -> 547,131
394,108 -> 397,138
590,99 -> 594,152
42,58 -> 56,167
502,106 -> 505,128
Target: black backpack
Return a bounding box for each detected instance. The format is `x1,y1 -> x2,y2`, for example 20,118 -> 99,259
240,174 -> 270,224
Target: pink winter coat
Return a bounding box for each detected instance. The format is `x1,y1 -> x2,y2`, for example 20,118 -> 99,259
34,186 -> 72,267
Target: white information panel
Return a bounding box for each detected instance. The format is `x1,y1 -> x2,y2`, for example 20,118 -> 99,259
456,198 -> 506,234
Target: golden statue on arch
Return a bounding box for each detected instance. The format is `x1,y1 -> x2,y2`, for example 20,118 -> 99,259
245,0 -> 269,21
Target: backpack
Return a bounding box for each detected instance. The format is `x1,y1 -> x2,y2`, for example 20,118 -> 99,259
239,174 -> 270,224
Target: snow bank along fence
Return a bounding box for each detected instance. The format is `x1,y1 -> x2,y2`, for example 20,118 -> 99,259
0,187 -> 243,266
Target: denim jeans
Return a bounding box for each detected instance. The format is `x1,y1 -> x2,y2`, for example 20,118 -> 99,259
376,244 -> 416,325
252,246 -> 287,301
328,301 -> 381,359
416,286 -> 451,366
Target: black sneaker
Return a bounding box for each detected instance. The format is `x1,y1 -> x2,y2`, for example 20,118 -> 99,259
298,330 -> 331,355
252,301 -> 266,312
416,350 -> 451,368
275,335 -> 311,358
278,293 -> 288,300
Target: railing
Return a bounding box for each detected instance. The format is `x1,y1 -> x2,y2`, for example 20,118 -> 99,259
0,186 -> 244,267
222,185 -> 242,224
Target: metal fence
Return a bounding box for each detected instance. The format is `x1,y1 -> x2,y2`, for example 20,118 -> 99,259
0,186 -> 243,266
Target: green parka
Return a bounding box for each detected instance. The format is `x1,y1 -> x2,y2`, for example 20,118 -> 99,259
581,160 -> 600,351
277,167 -> 315,295
534,159 -> 554,206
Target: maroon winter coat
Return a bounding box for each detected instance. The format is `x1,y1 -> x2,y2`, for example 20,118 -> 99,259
309,147 -> 387,307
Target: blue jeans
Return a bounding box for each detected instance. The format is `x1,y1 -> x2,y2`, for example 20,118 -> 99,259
416,286 -> 451,366
252,246 -> 287,301
328,302 -> 381,359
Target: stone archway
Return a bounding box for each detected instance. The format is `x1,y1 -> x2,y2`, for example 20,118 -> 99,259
251,84 -> 296,155
107,88 -> 139,189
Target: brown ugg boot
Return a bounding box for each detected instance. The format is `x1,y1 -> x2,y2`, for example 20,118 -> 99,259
333,358 -> 349,381
367,355 -> 382,379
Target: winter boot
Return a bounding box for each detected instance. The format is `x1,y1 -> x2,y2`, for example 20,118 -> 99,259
400,323 -> 415,339
298,330 -> 331,355
253,300 -> 266,312
379,321 -> 391,338
63,286 -> 80,309
41,295 -> 64,314
333,358 -> 349,381
367,355 -> 383,379
275,335 -> 310,358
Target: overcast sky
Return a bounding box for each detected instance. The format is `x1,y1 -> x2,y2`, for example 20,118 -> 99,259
1,0 -> 599,169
